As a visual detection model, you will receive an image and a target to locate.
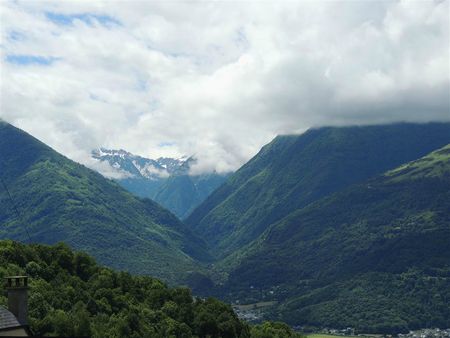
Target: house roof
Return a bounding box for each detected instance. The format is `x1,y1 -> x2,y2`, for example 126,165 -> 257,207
0,306 -> 21,330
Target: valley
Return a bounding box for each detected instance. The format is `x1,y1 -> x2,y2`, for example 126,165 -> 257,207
190,123 -> 450,333
92,148 -> 228,219
1,121 -> 450,335
2,1 -> 448,336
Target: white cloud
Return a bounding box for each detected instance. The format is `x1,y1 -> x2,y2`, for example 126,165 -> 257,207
1,0 -> 449,174
88,158 -> 133,180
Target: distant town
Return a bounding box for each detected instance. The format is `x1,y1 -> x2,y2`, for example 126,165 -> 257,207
233,304 -> 450,338
399,329 -> 450,338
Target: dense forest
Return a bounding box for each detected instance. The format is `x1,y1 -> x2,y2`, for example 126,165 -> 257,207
217,145 -> 450,333
0,240 -> 302,337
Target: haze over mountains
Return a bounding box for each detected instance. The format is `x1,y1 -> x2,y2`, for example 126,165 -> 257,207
1,120 -> 450,333
92,148 -> 228,219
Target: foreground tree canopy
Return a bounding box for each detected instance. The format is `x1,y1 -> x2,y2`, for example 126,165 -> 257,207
0,240 -> 302,337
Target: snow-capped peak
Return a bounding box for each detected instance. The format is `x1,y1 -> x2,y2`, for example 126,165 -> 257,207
91,148 -> 194,179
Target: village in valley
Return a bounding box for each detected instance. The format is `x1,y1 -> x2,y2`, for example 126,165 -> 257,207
231,299 -> 450,338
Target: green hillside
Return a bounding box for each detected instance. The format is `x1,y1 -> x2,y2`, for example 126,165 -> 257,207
0,121 -> 211,283
187,123 -> 450,258
220,145 -> 450,332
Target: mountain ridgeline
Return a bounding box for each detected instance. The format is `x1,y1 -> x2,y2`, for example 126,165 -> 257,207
187,123 -> 450,258
0,121 -> 211,283
221,144 -> 450,332
184,122 -> 450,332
2,120 -> 450,334
92,149 -> 228,219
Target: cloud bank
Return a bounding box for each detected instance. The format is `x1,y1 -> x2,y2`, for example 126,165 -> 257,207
1,0 -> 449,174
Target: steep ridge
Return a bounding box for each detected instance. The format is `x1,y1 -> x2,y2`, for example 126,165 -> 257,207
0,121 -> 211,283
187,123 -> 450,258
221,145 -> 450,332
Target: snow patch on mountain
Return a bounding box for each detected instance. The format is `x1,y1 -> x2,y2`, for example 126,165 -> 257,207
91,148 -> 193,179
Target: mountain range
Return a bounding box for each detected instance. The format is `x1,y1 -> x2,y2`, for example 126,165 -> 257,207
0,121 -> 210,283
187,123 -> 450,258
186,122 -> 450,331
92,148 -> 228,219
222,144 -> 450,331
2,120 -> 450,333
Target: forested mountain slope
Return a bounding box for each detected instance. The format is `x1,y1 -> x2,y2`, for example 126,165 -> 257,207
0,121 -> 211,283
187,123 -> 450,258
221,145 -> 450,332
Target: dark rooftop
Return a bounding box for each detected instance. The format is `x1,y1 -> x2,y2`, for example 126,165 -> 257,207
0,306 -> 21,330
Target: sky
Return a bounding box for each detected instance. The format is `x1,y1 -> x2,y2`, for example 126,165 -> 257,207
1,0 -> 449,176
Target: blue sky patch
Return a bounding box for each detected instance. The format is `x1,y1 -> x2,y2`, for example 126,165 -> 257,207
46,12 -> 121,27
6,55 -> 59,66
8,31 -> 26,42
